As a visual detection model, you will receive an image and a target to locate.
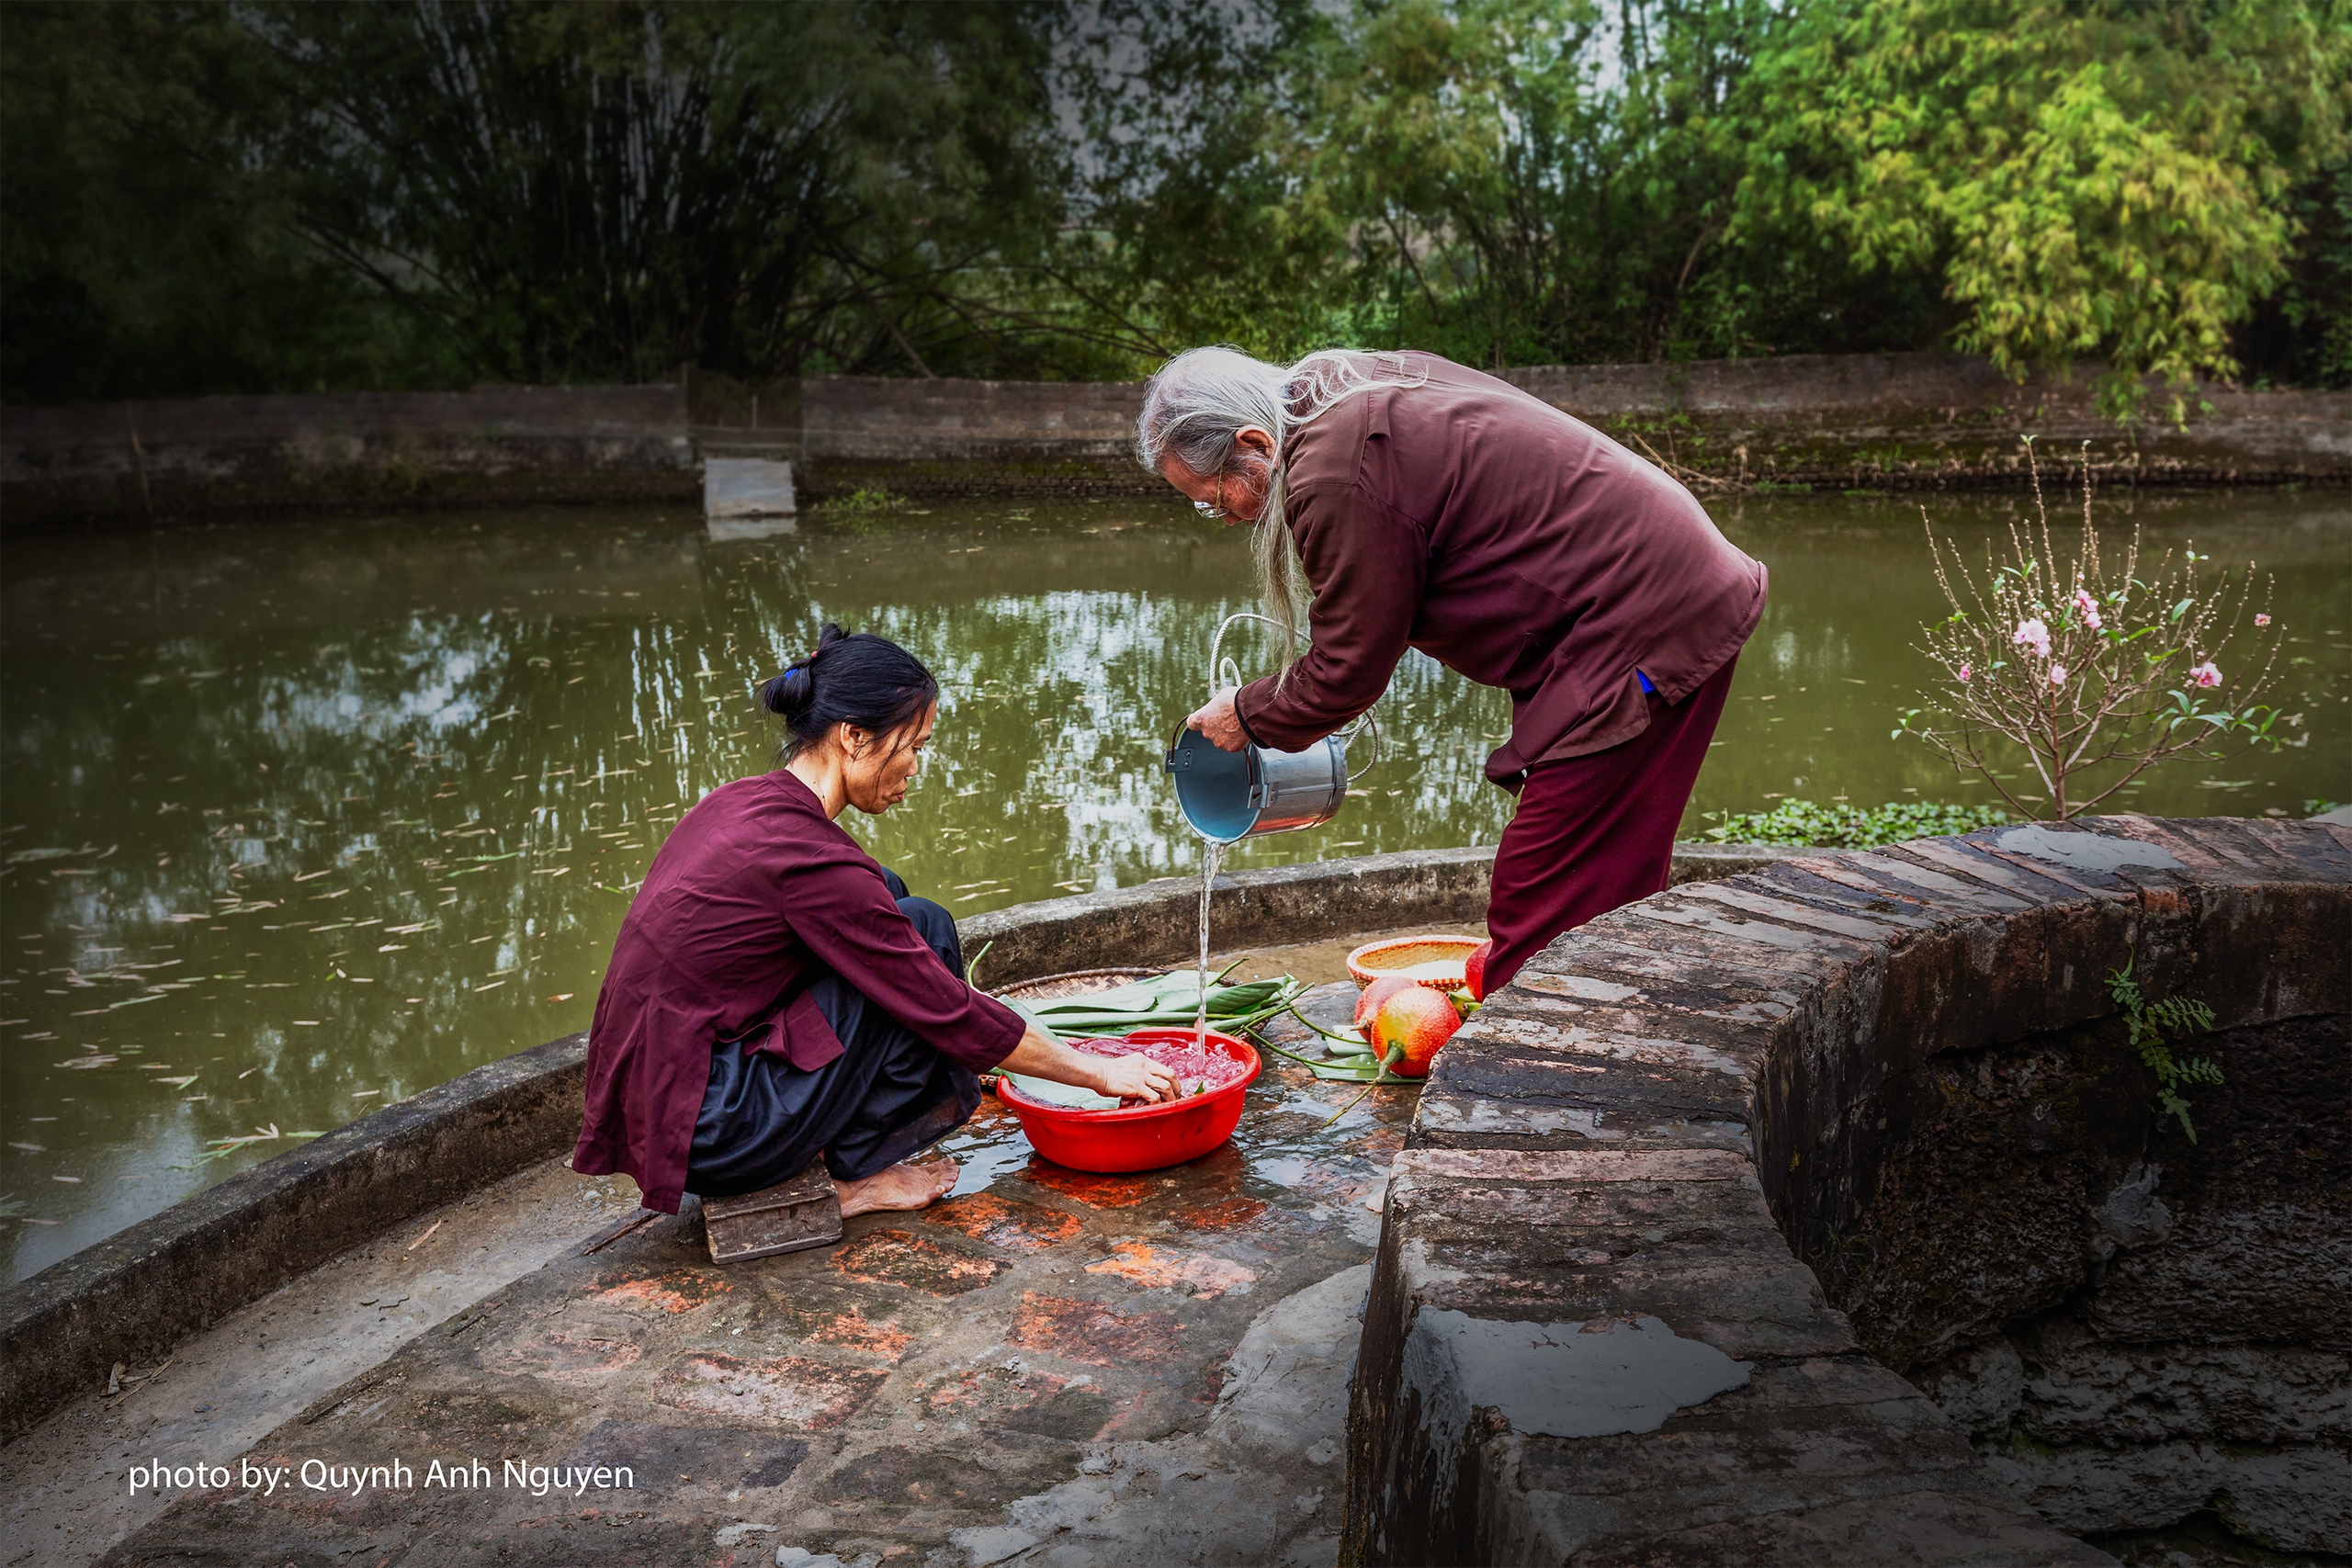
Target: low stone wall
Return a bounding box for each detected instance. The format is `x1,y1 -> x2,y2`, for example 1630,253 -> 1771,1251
785,354 -> 2352,499
0,383 -> 696,525
9,352 -> 2346,522
0,840 -> 1792,1443
1345,817 -> 2351,1562
960,846 -> 1496,986
1500,354 -> 2352,490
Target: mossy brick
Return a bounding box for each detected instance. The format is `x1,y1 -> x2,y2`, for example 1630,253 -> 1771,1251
1411,1082 -> 1755,1153
1518,936 -> 1814,1014
2242,818 -> 2352,879
2102,815 -> 2301,881
1754,860 -> 2007,929
1963,827 -> 2148,901
1886,838 -> 2108,905
1614,895 -> 1883,972
1827,848 -> 2051,912
1692,874 -> 1948,941
1473,987 -> 1778,1066
1425,1029 -> 1755,1128
1375,1148 -> 1857,1359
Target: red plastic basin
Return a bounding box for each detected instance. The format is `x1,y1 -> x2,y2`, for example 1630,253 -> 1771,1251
996,1027 -> 1261,1175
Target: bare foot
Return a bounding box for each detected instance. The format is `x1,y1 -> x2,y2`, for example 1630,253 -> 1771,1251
835,1159 -> 959,1217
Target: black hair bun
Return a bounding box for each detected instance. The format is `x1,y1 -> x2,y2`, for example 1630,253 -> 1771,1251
762,622 -> 939,767
764,623 -> 850,716
761,664 -> 813,717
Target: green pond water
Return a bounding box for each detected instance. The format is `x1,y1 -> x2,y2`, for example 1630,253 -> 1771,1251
3,487 -> 2346,1280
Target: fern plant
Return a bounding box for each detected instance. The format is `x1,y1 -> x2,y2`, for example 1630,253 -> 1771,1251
2106,954 -> 2224,1143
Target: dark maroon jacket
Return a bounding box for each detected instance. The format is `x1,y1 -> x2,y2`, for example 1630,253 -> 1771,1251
571,771 -> 1024,1213
1235,355 -> 1766,784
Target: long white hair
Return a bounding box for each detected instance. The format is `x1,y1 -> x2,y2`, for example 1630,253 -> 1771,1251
1136,346 -> 1429,657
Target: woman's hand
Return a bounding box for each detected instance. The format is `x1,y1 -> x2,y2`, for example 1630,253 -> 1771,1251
1091,1052 -> 1180,1103
1186,687 -> 1248,753
997,1024 -> 1179,1103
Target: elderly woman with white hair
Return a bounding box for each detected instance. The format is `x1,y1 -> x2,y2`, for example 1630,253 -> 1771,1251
1139,348 -> 1766,996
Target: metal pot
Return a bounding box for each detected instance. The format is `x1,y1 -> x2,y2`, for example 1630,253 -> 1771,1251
1164,724 -> 1350,842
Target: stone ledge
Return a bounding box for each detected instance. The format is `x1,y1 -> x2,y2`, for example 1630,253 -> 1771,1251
958,847 -> 1497,985
1,384 -> 697,526
6,840 -> 1744,1444
1346,1141 -> 2097,1563
1348,817 -> 2352,1564
0,835 -> 2009,1455
960,842 -> 1798,983
0,1032 -> 588,1445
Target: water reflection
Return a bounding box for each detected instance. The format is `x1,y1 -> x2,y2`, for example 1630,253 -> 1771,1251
0,491 -> 2344,1278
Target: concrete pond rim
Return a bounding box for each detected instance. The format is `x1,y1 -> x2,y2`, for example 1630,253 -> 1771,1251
1349,815 -> 2351,1563
15,821 -> 2340,1562
0,840 -> 1794,1443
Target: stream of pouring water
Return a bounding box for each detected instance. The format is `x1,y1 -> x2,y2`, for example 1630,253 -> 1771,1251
1193,838 -> 1227,1049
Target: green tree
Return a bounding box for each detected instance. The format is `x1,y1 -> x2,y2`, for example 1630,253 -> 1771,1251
0,2 -> 434,402
994,0 -> 1339,368
248,1 -> 1073,386
2271,156 -> 2352,388
10,0 -> 2346,400
2,1 -> 1102,397
1723,0 -> 2352,417
1250,0 -> 1942,368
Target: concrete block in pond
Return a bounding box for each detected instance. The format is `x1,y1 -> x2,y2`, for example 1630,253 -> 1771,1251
703,456 -> 796,521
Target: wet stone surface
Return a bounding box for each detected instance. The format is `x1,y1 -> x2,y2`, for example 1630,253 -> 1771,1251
92,991 -> 1407,1567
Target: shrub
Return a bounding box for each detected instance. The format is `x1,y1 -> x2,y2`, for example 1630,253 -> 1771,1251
1894,439 -> 2293,819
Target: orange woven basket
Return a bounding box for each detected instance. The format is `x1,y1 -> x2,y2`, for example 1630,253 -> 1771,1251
1345,934 -> 1484,991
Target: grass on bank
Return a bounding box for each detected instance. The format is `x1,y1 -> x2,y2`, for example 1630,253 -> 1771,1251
1702,799 -> 2014,849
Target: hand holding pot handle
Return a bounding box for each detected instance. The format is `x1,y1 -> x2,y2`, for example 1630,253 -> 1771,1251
1186,687 -> 1249,753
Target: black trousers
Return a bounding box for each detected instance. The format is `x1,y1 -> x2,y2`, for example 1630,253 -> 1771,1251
684,871 -> 981,1197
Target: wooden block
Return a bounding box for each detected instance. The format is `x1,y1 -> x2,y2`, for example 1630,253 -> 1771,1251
702,1162 -> 842,1265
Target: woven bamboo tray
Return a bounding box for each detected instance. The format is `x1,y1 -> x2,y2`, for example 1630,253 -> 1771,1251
993,965 -> 1161,1002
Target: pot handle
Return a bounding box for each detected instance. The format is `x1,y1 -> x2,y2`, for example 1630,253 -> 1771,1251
1206,610 -> 1383,761
1345,711 -> 1382,784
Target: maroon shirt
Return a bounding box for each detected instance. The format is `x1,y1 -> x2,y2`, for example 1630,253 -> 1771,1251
571,771 -> 1024,1213
1236,355 -> 1766,784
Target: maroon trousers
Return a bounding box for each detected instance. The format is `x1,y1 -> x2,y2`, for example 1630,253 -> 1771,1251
1486,655 -> 1738,993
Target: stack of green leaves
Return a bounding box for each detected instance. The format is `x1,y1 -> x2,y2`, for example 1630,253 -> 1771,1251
1000,969 -> 1304,1043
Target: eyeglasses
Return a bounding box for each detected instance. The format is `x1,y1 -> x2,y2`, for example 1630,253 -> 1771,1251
1193,473 -> 1231,521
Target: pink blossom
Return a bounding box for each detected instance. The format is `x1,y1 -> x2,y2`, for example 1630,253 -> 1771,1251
2049,664 -> 2068,685
2013,617 -> 2051,657
2188,660 -> 2222,688
2072,589 -> 2102,631
2256,614 -> 2271,626
1957,663 -> 1972,682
